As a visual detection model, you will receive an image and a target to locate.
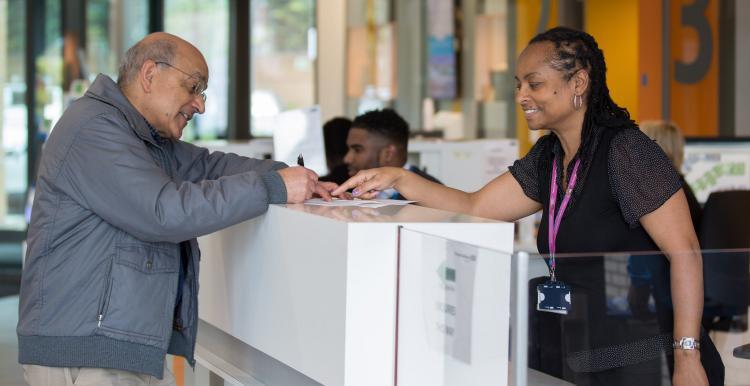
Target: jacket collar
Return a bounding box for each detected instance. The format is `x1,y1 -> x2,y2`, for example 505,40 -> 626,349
85,74 -> 161,146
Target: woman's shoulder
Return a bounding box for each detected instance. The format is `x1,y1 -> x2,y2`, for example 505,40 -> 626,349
519,133 -> 559,165
607,126 -> 671,172
608,126 -> 657,150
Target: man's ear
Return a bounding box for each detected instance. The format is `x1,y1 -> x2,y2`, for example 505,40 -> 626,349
379,143 -> 398,165
139,60 -> 158,94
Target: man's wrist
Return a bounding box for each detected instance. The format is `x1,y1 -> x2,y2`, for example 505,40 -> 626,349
261,170 -> 287,204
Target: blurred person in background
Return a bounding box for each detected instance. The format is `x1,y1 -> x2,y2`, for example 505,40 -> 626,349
319,116 -> 352,185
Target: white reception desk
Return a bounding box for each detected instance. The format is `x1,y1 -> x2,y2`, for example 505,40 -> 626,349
196,203 -> 564,386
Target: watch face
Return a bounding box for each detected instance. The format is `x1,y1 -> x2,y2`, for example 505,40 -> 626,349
675,337 -> 699,350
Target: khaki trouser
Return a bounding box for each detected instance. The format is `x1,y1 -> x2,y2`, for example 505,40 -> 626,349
22,362 -> 176,386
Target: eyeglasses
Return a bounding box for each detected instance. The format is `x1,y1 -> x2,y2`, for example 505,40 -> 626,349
155,61 -> 207,102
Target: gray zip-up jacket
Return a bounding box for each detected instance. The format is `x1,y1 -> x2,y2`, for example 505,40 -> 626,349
17,74 -> 287,378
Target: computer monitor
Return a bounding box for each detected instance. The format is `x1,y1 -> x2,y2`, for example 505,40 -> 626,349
683,138 -> 750,203
272,106 -> 328,176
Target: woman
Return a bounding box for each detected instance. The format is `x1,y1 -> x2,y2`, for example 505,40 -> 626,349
333,27 -> 722,385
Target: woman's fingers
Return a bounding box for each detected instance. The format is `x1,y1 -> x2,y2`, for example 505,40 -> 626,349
332,169 -> 376,196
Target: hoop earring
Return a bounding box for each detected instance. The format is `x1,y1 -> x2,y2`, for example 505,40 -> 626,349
573,94 -> 583,110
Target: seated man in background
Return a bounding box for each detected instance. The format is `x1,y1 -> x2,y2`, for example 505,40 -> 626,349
319,116 -> 352,185
344,108 -> 441,199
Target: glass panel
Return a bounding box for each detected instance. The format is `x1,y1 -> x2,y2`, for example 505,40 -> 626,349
86,0 -> 149,81
165,0 -> 229,140
519,249 -> 750,385
0,0 -> 26,231
397,227 -> 512,385
251,0 -> 316,137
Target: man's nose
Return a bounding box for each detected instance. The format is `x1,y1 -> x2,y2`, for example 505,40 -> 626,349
192,94 -> 206,114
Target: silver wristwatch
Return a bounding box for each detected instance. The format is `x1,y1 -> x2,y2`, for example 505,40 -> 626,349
673,337 -> 700,350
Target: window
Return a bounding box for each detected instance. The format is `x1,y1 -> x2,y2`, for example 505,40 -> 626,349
0,0 -> 27,230
165,0 -> 229,140
251,0 -> 317,137
86,0 -> 149,81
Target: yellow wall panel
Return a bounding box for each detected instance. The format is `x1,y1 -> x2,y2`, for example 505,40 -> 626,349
585,0 -> 640,122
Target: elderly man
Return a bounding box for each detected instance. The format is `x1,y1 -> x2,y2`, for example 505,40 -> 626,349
17,32 -> 329,385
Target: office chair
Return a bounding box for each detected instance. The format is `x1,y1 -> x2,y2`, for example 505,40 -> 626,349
699,190 -> 750,359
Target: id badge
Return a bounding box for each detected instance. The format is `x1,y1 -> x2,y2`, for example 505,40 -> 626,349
537,281 -> 572,314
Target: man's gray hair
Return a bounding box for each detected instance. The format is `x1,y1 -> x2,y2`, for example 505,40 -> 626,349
117,38 -> 177,88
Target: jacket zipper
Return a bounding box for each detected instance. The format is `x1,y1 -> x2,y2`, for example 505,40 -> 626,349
97,257 -> 114,327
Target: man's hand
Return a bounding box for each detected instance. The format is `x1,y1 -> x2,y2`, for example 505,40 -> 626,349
277,166 -> 318,204
314,181 -> 337,201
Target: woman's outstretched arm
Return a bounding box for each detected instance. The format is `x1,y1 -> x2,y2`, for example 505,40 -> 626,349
332,167 -> 541,221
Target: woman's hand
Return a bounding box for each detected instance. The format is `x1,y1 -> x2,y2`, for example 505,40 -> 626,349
673,350 -> 707,386
332,167 -> 406,199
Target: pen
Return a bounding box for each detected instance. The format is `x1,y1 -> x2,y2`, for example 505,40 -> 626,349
297,154 -> 305,167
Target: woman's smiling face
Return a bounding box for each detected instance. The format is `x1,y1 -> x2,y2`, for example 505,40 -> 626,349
514,41 -> 582,132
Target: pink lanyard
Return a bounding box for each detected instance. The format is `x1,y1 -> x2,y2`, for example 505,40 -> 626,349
548,157 -> 581,281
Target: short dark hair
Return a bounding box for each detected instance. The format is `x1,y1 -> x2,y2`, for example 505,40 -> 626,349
351,108 -> 409,149
323,117 -> 352,160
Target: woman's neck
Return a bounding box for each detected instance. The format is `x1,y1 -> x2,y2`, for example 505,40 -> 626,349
557,130 -> 581,166
551,110 -> 586,166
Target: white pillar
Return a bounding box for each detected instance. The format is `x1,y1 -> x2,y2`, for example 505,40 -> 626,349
317,0 -> 347,122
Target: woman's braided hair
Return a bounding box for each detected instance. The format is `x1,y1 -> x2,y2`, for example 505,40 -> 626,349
530,27 -> 637,157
